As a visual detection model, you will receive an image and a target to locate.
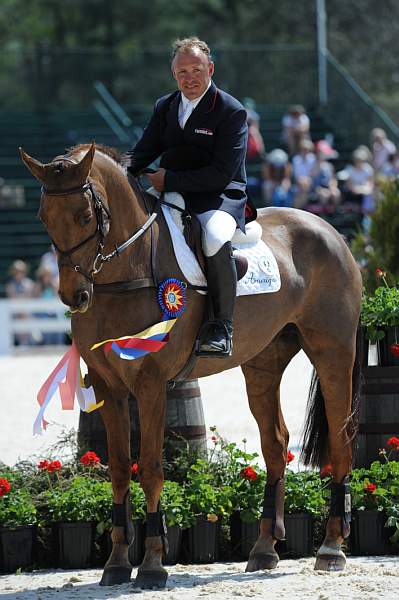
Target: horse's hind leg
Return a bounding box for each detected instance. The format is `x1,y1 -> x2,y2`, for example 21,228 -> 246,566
87,372 -> 133,586
299,325 -> 359,572
241,326 -> 301,572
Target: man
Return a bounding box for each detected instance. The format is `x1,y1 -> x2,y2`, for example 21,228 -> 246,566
124,37 -> 248,357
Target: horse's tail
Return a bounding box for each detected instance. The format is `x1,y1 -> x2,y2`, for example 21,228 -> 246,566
300,325 -> 363,468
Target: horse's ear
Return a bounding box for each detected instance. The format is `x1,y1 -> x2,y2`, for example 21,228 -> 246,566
19,148 -> 46,183
73,142 -> 95,182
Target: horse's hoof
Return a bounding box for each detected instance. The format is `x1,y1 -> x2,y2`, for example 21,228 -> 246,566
314,554 -> 346,572
245,552 -> 279,572
134,568 -> 168,590
99,566 -> 132,586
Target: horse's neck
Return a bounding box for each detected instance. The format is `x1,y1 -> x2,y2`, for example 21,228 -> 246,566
98,166 -> 153,281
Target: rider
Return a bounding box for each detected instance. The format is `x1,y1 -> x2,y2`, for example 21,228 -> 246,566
124,37 -> 248,357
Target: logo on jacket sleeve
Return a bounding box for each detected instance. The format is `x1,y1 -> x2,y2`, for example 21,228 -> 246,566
194,128 -> 213,136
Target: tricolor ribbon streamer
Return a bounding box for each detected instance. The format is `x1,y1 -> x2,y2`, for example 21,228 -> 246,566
91,318 -> 177,360
33,341 -> 103,435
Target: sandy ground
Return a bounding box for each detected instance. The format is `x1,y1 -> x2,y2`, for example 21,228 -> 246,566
0,557 -> 398,599
0,348 -> 313,466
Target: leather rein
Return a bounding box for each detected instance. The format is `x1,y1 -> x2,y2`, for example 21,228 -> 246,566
41,165 -> 162,291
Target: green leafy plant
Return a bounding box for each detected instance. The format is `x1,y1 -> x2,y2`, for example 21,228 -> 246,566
361,276 -> 399,343
129,481 -> 146,521
0,480 -> 37,527
160,480 -> 190,528
284,470 -> 327,518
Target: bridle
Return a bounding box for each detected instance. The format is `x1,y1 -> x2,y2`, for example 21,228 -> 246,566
41,161 -> 161,285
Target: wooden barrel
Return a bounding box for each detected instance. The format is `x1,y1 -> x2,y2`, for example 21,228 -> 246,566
78,379 -> 207,464
354,366 -> 399,468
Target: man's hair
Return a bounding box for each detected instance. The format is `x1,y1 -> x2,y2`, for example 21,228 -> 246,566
171,37 -> 212,62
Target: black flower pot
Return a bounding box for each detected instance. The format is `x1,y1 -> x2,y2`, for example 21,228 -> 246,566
187,517 -> 218,563
350,510 -> 386,555
230,512 -> 260,559
0,525 -> 35,573
377,326 -> 399,366
164,524 -> 183,565
282,513 -> 314,557
57,522 -> 93,568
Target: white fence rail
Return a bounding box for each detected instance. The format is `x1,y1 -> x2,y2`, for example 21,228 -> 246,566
0,298 -> 71,355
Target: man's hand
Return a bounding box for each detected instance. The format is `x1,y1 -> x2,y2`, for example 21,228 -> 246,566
147,168 -> 166,192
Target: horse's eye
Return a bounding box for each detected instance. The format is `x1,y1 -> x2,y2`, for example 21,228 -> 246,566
79,213 -> 92,226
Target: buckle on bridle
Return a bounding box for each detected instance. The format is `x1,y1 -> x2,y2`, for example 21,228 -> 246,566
92,252 -> 105,275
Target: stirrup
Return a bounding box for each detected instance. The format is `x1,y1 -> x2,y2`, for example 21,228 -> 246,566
195,319 -> 233,358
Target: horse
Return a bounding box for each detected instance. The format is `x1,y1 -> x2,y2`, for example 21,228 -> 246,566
20,143 -> 363,588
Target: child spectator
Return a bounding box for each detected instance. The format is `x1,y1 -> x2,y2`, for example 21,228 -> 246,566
370,128 -> 396,174
261,149 -> 293,207
292,139 -> 316,208
306,140 -> 341,213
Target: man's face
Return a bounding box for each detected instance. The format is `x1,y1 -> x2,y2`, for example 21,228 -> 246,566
172,49 -> 214,100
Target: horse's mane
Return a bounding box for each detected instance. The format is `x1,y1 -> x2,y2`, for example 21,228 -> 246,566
67,143 -> 122,164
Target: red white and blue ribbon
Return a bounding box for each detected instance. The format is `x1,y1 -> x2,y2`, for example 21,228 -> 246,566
90,318 -> 177,360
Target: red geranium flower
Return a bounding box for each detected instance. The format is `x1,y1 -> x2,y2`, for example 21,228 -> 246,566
47,460 -> 62,473
0,478 -> 11,496
80,451 -> 100,466
211,435 -> 218,443
131,463 -> 139,475
387,436 -> 399,450
287,450 -> 295,464
240,466 -> 257,481
37,460 -> 50,470
375,267 -> 385,278
320,464 -> 333,478
364,482 -> 377,493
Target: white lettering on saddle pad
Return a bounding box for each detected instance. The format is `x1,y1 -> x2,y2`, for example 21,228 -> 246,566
161,194 -> 281,296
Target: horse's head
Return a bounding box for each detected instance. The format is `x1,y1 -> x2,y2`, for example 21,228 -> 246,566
20,143 -> 110,313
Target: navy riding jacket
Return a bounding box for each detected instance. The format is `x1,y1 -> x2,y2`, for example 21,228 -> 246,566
126,81 -> 248,231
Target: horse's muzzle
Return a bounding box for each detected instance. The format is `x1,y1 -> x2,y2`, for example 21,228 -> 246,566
60,288 -> 92,313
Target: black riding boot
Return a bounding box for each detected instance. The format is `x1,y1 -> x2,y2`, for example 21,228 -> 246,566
197,242 -> 237,357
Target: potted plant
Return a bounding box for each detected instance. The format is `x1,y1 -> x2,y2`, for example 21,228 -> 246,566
127,478 -> 146,566
43,475 -> 109,568
283,464 -> 327,557
184,457 -> 233,563
160,479 -> 190,564
0,476 -> 37,573
361,270 -> 399,366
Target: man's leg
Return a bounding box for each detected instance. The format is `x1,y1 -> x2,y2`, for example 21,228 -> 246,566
196,210 -> 237,357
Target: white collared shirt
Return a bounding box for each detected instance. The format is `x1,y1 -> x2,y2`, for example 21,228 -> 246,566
178,81 -> 211,129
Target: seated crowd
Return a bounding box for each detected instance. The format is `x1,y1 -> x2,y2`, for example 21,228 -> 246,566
245,102 -> 398,234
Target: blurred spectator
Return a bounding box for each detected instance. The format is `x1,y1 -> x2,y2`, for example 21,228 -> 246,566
292,139 -> 316,208
370,128 -> 396,174
246,113 -> 266,163
0,178 -> 25,208
38,245 -> 59,288
381,150 -> 399,179
5,260 -> 35,298
306,140 -> 341,213
282,105 -> 310,156
343,146 -> 375,231
34,266 -> 64,345
5,260 -> 35,346
261,149 -> 293,207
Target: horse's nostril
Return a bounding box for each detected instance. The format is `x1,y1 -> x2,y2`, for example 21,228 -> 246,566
76,290 -> 90,307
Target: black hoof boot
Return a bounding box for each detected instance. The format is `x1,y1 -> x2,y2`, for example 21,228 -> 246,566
134,568 -> 168,590
99,566 -> 132,586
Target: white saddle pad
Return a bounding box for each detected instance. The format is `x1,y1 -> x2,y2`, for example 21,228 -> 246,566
158,191 -> 281,296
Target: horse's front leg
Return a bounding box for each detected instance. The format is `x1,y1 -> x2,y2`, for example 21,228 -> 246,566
88,372 -> 133,586
133,361 -> 168,589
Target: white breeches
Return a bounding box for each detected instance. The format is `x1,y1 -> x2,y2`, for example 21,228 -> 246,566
196,210 -> 237,257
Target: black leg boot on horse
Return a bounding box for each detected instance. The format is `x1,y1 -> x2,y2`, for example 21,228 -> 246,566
197,241 -> 237,357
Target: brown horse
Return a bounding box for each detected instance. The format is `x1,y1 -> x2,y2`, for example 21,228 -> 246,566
21,143 -> 362,588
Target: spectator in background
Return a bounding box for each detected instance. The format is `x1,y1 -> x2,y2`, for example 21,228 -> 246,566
381,150 -> 399,179
246,112 -> 266,164
292,139 -> 316,208
38,245 -> 59,289
343,146 -> 375,231
370,128 -> 396,174
5,260 -> 35,346
34,265 -> 64,345
261,149 -> 293,207
306,140 -> 341,213
282,105 -> 310,156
